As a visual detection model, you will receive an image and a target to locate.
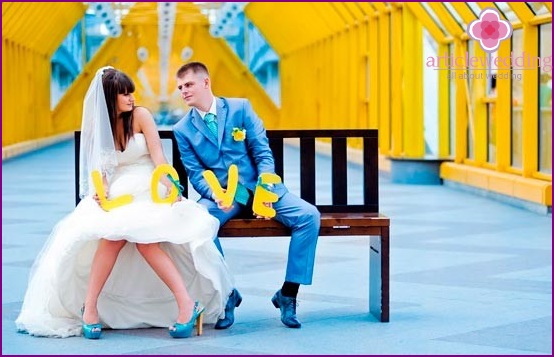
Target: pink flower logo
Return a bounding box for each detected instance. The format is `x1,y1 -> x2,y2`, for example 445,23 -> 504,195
468,8 -> 512,53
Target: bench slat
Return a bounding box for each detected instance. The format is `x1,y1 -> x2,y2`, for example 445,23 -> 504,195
316,204 -> 378,213
332,137 -> 348,205
267,129 -> 376,138
363,136 -> 378,208
300,137 -> 316,205
269,137 -> 284,179
219,213 -> 390,237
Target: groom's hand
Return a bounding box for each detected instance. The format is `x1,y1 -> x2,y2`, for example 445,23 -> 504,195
213,191 -> 234,212
255,202 -> 273,220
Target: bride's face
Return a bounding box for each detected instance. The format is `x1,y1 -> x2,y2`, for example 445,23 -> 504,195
116,92 -> 135,114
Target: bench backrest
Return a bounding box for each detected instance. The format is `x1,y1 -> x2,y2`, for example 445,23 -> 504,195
74,129 -> 379,213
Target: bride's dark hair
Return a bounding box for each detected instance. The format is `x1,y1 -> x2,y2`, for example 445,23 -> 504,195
102,68 -> 135,150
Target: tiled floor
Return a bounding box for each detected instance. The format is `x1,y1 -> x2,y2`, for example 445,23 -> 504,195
2,139 -> 552,355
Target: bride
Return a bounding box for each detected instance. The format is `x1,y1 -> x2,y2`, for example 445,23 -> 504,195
15,67 -> 235,339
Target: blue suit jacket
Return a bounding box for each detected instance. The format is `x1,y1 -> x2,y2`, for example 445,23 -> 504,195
173,97 -> 287,200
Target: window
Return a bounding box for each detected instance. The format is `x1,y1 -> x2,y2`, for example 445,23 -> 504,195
511,29 -> 523,169
538,23 -> 552,174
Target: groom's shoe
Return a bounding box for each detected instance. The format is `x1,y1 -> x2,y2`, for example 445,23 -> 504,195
271,289 -> 301,328
214,289 -> 242,329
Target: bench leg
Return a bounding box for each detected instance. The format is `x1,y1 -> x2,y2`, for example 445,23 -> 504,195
369,227 -> 390,322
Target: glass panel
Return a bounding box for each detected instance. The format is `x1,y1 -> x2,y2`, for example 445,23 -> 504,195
84,12 -> 109,62
467,2 -> 482,16
467,41 -> 475,160
527,2 -> 550,15
487,73 -> 497,163
51,3 -> 134,109
421,3 -> 448,35
494,2 -> 519,22
443,3 -> 467,28
51,20 -> 85,109
449,43 -> 456,157
539,23 -> 552,174
511,29 -> 523,168
423,29 -> 439,155
246,20 -> 281,106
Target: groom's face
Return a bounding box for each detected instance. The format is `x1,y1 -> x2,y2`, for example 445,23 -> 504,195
177,71 -> 209,109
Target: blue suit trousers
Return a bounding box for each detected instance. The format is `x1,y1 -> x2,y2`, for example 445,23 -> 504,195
198,192 -> 320,285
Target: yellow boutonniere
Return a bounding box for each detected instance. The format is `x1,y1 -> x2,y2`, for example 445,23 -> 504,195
232,127 -> 246,141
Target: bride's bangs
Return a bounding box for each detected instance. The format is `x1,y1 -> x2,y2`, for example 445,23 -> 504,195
117,73 -> 135,95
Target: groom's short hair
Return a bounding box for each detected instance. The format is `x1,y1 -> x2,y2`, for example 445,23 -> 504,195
176,62 -> 209,78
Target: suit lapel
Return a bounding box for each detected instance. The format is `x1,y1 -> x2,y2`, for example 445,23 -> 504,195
191,109 -> 218,146
216,97 -> 228,148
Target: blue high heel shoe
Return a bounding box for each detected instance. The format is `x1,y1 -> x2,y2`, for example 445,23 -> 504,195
81,306 -> 102,339
169,301 -> 205,338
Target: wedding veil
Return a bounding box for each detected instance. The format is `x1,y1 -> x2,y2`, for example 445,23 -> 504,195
79,66 -> 118,198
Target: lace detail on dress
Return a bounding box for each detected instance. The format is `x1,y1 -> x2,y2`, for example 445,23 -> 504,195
100,148 -> 118,176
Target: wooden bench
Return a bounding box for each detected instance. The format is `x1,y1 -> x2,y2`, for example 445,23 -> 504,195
74,129 -> 390,322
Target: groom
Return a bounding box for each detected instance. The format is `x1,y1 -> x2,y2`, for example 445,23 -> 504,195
173,62 -> 320,329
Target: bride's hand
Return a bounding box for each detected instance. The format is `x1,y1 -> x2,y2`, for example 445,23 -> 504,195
165,186 -> 182,204
92,189 -> 108,207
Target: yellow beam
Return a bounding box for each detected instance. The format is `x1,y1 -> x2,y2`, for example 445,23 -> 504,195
366,16 -> 377,129
390,5 -> 403,156
427,3 -> 465,37
2,2 -> 86,148
371,2 -> 390,14
508,2 -> 535,24
402,8 -> 424,157
357,2 -> 376,17
529,13 -> 553,26
331,3 -> 355,25
449,3 -> 478,25
454,40 -> 468,163
521,25 -> 539,177
441,163 -> 551,205
244,3 -> 288,56
471,45 -> 488,165
404,3 -> 448,44
495,40 -> 511,172
377,11 -> 391,155
310,3 -> 344,33
246,3 -> 335,55
544,2 -> 552,12
437,43 -> 450,157
348,22 -> 361,129
2,2 -> 86,55
344,2 -> 365,21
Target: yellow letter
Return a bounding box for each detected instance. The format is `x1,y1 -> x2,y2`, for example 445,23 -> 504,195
151,164 -> 180,204
202,164 -> 238,207
91,170 -> 133,211
252,173 -> 282,218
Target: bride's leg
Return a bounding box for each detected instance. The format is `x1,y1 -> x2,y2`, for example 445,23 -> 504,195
136,243 -> 194,323
83,239 -> 127,324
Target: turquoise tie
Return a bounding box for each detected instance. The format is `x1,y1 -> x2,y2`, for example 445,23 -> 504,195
204,113 -> 249,205
235,183 -> 250,206
204,113 -> 218,139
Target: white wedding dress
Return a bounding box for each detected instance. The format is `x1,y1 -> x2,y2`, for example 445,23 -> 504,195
15,133 -> 234,338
